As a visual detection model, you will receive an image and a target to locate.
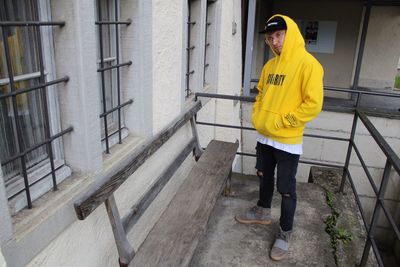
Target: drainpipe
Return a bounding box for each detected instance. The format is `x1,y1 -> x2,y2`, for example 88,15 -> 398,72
243,0 -> 256,96
351,0 -> 372,106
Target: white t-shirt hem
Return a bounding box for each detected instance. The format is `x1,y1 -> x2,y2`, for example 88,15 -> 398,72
256,132 -> 303,155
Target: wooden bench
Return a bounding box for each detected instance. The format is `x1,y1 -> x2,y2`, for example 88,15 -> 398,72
73,101 -> 238,267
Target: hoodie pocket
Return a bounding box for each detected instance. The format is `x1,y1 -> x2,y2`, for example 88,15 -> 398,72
253,108 -> 282,137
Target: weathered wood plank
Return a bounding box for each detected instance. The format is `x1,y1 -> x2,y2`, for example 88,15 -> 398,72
122,138 -> 196,233
74,101 -> 202,220
129,140 -> 238,267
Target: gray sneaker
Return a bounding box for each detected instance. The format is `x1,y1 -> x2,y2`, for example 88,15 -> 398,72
235,205 -> 271,225
270,227 -> 291,261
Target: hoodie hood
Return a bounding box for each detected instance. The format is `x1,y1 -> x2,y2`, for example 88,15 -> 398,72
252,14 -> 324,144
267,14 -> 306,62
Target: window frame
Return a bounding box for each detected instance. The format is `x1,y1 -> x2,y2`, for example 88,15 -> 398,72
0,0 -> 71,213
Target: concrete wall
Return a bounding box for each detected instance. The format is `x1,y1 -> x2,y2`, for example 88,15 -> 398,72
359,6 -> 400,89
0,0 -> 242,266
252,1 -> 400,94
252,0 -> 363,90
241,101 -> 400,246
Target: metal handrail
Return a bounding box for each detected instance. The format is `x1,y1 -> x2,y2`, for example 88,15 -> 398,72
195,89 -> 400,266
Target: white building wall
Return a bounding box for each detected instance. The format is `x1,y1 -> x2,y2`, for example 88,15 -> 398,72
0,0 -> 243,266
152,0 -> 184,132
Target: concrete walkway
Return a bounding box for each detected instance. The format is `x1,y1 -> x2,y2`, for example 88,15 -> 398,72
190,172 -> 372,267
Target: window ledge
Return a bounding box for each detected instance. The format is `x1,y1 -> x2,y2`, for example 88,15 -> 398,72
3,134 -> 145,267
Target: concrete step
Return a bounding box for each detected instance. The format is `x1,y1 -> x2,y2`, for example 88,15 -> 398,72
190,171 -> 374,267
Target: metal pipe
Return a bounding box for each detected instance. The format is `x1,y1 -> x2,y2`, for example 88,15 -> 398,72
243,0 -> 256,95
97,0 -> 110,153
186,0 -> 191,97
1,26 -> 32,208
1,127 -> 74,166
370,238 -> 384,266
351,141 -> 379,194
339,112 -> 359,192
7,164 -> 65,200
99,100 -> 133,118
380,200 -> 400,240
352,0 -> 372,92
95,19 -> 132,25
0,76 -> 69,100
357,111 -> 400,174
0,21 -> 65,27
360,159 -> 392,266
115,0 -> 122,144
97,61 -> 132,72
195,92 -> 255,102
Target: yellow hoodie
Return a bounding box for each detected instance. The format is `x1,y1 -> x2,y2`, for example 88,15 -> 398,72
252,15 -> 324,145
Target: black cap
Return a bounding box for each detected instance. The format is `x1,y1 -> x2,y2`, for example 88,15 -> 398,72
260,16 -> 287,34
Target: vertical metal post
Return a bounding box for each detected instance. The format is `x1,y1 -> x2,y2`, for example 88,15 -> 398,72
115,0 -> 122,144
339,111 -> 359,192
97,0 -> 110,153
360,159 -> 392,266
1,26 -> 32,208
352,0 -> 372,99
36,24 -> 58,190
105,195 -> 135,266
190,117 -> 203,160
203,2 -> 210,84
243,0 -> 256,96
186,0 -> 192,98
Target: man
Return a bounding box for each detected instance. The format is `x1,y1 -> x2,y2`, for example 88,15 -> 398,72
235,15 -> 324,261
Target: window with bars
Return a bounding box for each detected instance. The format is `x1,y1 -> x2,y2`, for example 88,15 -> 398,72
0,0 -> 71,212
96,0 -> 133,154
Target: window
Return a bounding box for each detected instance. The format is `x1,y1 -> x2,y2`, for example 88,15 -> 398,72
96,0 -> 132,154
185,0 -> 219,97
0,0 -> 71,213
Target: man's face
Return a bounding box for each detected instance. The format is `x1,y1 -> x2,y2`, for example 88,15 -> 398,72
265,30 -> 286,55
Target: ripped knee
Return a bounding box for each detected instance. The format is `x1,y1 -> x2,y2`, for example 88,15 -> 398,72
280,192 -> 296,199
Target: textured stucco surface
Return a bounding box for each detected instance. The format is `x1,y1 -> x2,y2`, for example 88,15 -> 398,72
359,7 -> 400,89
1,1 -> 243,267
152,0 -> 184,132
52,0 -> 103,173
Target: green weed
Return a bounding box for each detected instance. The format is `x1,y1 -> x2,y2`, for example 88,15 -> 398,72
324,189 -> 353,267
395,75 -> 400,89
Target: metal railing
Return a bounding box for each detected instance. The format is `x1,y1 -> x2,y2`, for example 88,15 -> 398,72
195,87 -> 400,266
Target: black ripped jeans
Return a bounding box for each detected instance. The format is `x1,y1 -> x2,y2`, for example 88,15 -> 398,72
255,142 -> 300,232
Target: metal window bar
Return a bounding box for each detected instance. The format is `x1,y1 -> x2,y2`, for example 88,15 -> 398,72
186,0 -> 196,98
194,89 -> 400,266
0,21 -> 71,209
96,0 -> 132,154
203,1 -> 215,84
